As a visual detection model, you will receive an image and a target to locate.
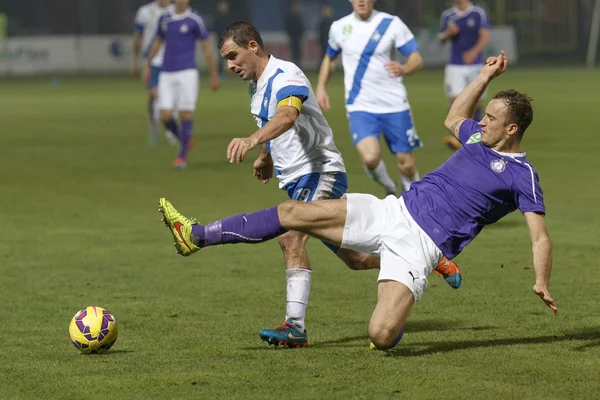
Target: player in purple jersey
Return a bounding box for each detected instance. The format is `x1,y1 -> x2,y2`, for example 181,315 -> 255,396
158,50 -> 557,350
144,0 -> 220,170
439,0 -> 490,150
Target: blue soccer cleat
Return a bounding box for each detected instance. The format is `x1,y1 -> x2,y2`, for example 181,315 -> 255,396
259,319 -> 308,348
433,256 -> 462,289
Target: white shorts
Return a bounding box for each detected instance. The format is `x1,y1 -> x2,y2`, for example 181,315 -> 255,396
158,69 -> 199,111
341,194 -> 443,301
444,64 -> 486,99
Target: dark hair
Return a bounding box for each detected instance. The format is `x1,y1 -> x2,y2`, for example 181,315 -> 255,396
493,90 -> 534,137
218,21 -> 264,50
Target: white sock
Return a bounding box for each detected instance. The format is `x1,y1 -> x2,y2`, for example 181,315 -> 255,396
364,160 -> 397,195
153,98 -> 161,124
285,268 -> 311,332
400,170 -> 420,192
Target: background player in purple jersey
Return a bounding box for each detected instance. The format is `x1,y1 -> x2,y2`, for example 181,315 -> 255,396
158,50 -> 557,350
144,0 -> 220,170
439,0 -> 490,150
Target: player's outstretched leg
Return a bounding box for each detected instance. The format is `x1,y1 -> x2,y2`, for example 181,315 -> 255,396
433,256 -> 462,289
158,198 -> 347,256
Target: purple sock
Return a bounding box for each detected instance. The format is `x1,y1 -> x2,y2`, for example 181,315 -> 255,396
474,107 -> 484,122
163,119 -> 180,140
178,120 -> 193,159
190,207 -> 287,247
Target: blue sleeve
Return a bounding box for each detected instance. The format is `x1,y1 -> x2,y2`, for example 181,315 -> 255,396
327,44 -> 341,59
276,85 -> 310,103
458,118 -> 482,145
134,23 -> 144,33
397,38 -> 418,57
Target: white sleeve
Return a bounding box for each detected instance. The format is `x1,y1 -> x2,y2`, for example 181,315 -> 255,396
392,17 -> 418,56
134,7 -> 146,32
272,72 -> 311,105
326,22 -> 342,58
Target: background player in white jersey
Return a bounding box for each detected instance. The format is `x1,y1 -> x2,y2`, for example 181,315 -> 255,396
144,0 -> 220,170
216,22 -> 460,348
439,0 -> 491,150
159,51 -> 557,351
317,0 -> 424,196
132,0 -> 175,146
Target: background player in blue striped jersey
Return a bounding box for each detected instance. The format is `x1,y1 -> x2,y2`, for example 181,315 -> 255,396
317,0 -> 424,196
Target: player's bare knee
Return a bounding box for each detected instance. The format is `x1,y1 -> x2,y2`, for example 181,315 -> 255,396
396,153 -> 416,176
363,154 -> 381,170
179,111 -> 193,120
369,323 -> 399,350
160,110 -> 173,122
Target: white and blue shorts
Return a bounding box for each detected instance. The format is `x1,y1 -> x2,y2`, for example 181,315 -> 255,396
285,171 -> 348,252
348,110 -> 422,154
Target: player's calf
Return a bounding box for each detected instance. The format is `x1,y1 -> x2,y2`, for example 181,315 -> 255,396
337,248 -> 380,270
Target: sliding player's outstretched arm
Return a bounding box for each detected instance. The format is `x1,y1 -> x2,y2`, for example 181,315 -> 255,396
525,211 -> 557,314
445,50 -> 508,137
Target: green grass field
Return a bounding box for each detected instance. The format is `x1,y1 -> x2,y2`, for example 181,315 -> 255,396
1,67 -> 600,399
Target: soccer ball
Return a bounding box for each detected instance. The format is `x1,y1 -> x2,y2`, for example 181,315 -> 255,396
69,306 -> 118,354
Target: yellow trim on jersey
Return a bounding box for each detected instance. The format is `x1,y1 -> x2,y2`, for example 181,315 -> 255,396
277,96 -> 303,112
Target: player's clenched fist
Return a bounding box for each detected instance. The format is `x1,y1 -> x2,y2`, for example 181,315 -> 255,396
481,50 -> 508,80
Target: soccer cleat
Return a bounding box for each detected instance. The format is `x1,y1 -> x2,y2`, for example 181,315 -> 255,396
434,256 -> 462,289
259,319 -> 308,348
158,198 -> 200,256
173,158 -> 187,170
444,135 -> 462,150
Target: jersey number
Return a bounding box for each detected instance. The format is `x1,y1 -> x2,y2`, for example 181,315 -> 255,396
406,128 -> 420,147
295,188 -> 313,202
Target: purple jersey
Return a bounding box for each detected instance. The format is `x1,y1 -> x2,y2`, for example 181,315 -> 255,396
157,9 -> 209,72
403,119 -> 545,259
440,5 -> 491,65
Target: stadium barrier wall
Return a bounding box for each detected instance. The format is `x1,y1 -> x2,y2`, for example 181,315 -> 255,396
0,27 -> 517,75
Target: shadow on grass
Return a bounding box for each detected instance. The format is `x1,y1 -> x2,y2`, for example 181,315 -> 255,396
85,349 -> 135,356
385,327 -> 600,357
241,320 -> 497,350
